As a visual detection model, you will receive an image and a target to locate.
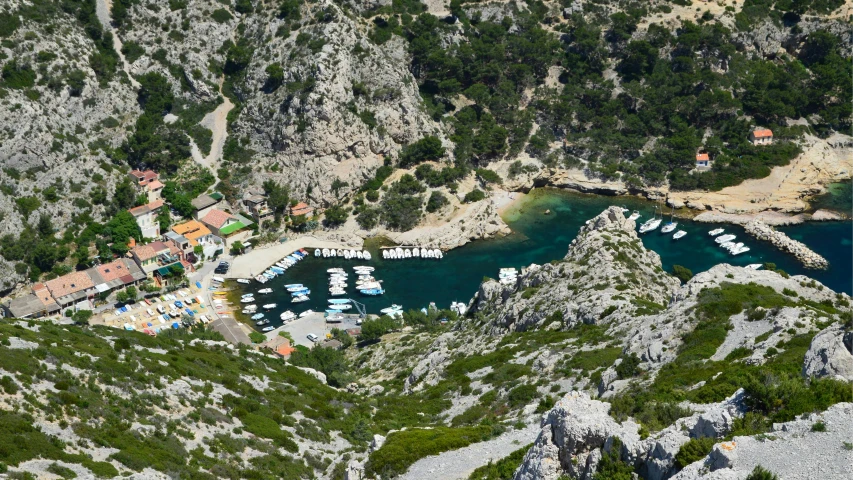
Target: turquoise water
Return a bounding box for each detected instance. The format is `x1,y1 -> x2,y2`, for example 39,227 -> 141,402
247,189 -> 851,329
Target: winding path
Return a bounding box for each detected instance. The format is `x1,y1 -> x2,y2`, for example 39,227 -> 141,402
399,423 -> 540,480
190,78 -> 235,180
94,0 -> 140,89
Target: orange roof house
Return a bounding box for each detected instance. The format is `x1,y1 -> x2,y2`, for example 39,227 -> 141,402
290,202 -> 314,217
200,209 -> 236,230
44,271 -> 95,305
129,169 -> 159,186
696,153 -> 709,162
749,129 -> 773,145
172,220 -> 214,246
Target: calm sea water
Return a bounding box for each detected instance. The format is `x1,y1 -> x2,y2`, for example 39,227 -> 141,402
247,188 -> 852,329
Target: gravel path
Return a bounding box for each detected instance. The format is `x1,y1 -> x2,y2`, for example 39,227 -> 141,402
399,423 -> 540,480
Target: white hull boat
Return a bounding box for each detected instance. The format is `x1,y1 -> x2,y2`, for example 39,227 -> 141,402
329,304 -> 352,311
262,304 -> 277,310
299,310 -> 315,318
709,228 -> 725,236
363,251 -> 371,260
639,218 -> 661,233
280,311 -> 296,321
322,248 -> 329,257
315,249 -> 321,257
412,248 -> 420,257
745,264 -> 762,270
661,222 -> 677,233
237,279 -> 250,284
292,295 -> 309,303
715,234 -> 736,244
628,211 -> 640,221
673,230 -> 687,240
258,288 -> 273,294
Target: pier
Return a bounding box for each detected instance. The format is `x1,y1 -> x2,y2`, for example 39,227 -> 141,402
744,220 -> 829,269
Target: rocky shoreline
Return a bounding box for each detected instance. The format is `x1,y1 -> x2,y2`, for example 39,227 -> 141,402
744,220 -> 829,269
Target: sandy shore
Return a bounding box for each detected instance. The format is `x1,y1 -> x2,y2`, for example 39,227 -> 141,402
227,235 -> 359,278
493,189 -> 527,215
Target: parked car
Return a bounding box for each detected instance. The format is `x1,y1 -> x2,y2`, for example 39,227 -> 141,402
307,333 -> 319,343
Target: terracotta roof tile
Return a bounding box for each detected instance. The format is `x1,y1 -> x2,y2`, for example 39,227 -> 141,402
696,153 -> 710,161
45,271 -> 94,298
752,129 -> 773,138
201,209 -> 235,229
96,259 -> 130,282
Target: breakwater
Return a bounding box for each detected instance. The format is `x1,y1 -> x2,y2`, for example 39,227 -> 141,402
745,220 -> 829,269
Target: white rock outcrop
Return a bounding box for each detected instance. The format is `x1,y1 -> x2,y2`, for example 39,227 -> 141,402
803,323 -> 853,381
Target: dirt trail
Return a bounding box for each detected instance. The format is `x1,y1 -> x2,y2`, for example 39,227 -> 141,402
190,78 -> 235,181
95,0 -> 140,89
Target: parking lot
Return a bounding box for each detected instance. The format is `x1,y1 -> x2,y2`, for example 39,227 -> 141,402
265,312 -> 363,347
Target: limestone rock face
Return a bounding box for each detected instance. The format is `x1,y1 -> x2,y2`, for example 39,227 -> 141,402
232,0 -> 446,205
513,391 -> 641,480
803,324 -> 853,381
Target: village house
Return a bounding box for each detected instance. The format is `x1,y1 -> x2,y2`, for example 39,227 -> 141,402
199,209 -> 249,242
128,199 -> 164,240
43,271 -> 95,310
5,284 -> 61,319
87,258 -> 146,299
289,202 -> 314,217
130,241 -> 173,277
242,190 -> 273,223
191,192 -> 224,220
128,170 -> 164,202
171,220 -> 222,260
749,128 -> 773,146
695,153 -> 712,170
260,336 -> 297,358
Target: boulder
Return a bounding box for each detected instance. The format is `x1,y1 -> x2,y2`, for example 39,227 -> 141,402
802,324 -> 853,381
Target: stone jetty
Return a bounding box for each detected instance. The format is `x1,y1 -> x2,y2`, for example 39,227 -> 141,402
744,220 -> 829,269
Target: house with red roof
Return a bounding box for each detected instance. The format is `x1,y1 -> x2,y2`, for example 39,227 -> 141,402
695,152 -> 712,170
200,209 -> 249,241
749,128 -> 773,146
289,202 -> 314,217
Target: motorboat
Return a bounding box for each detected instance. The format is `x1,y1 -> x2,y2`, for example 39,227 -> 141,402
343,250 -> 351,260
256,319 -> 269,326
329,304 -> 352,311
731,246 -> 750,255
291,289 -> 310,296
673,230 -> 687,240
262,326 -> 275,332
715,234 -> 736,244
720,241 -> 735,249
436,249 -> 443,259
638,218 -> 661,233
329,299 -> 351,305
270,266 -> 285,274
329,288 -> 346,296
380,305 -> 402,314
262,304 -> 277,310
354,250 -> 361,259
287,286 -> 307,292
331,249 -> 338,257
349,249 -> 356,258
240,297 -> 256,303
327,268 -> 345,274
363,251 -> 371,260
382,250 -> 388,259
241,293 -> 254,298
258,288 -> 273,294
322,248 -> 329,257
412,248 -> 420,257
395,247 -> 403,258
255,275 -> 268,283
628,211 -> 640,221
423,249 -> 432,259
251,313 -> 265,320
404,249 -> 412,258
354,266 -> 374,272
292,295 -> 310,303
280,311 -> 296,321
315,249 -> 321,257
241,309 -> 256,314
661,222 -> 677,233
299,310 -> 315,318
745,264 -> 762,270
360,288 -> 384,295
237,279 -> 250,284
450,301 -> 467,315
284,283 -> 304,289
709,228 -> 725,236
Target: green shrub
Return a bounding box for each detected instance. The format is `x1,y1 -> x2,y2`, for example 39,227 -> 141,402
463,189 -> 486,203
211,8 -> 233,23
468,444 -> 531,480
745,465 -> 779,480
426,191 -> 449,213
672,265 -> 693,283
615,353 -> 641,379
811,421 -> 826,432
675,437 -> 715,468
507,384 -> 538,407
593,437 -> 634,479
399,136 -> 445,167
475,168 -> 502,184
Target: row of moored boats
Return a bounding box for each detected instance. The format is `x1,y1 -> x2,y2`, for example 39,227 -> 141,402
631,209 -> 687,239
709,229 -> 751,255
316,248 -> 372,260
243,249 -> 310,284
328,266 -> 385,297
382,247 -> 443,260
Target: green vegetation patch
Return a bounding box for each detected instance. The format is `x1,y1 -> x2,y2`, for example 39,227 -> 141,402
468,444 -> 532,480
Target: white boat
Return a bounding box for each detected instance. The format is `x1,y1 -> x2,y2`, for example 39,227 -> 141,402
412,247 -> 419,257
731,246 -> 750,255
382,250 -> 388,259
261,326 -> 275,332
404,249 -> 412,258
746,264 -> 762,270
240,297 -> 255,303
661,222 -> 677,233
332,249 -> 338,257
628,211 -> 640,221
299,310 -> 315,318
348,249 -> 356,258
363,251 -> 371,260
327,268 -> 345,274
715,234 -> 736,244
380,305 -> 403,314
262,304 -> 277,310
322,248 -> 329,257
356,250 -> 364,259
709,228 -> 725,236
315,249 -> 321,257
329,290 -> 346,297
395,247 -> 403,258
436,249 -> 443,259
284,283 -> 303,288
720,241 -> 735,249
292,295 -> 309,303
354,266 -> 374,272
343,250 -> 351,260
287,286 -> 307,292
280,311 -> 296,321
236,279 -> 250,284
330,304 -> 352,311
500,277 -> 516,285
639,218 -> 661,233
258,288 -> 273,294
255,275 -> 268,283
673,230 -> 687,240
450,301 -> 467,315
